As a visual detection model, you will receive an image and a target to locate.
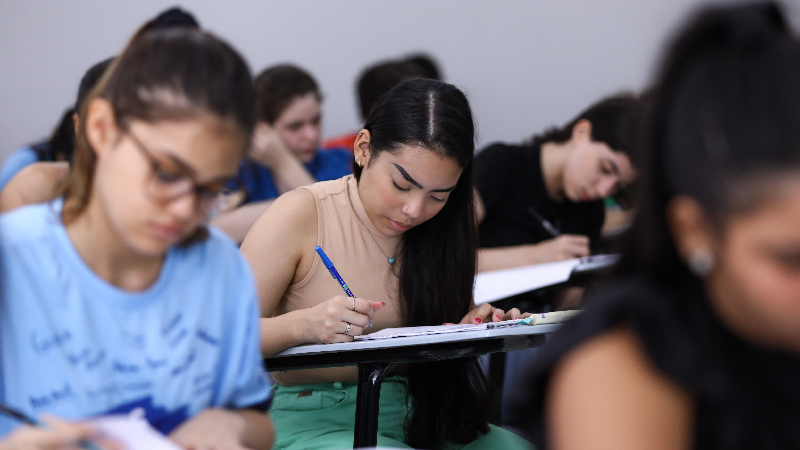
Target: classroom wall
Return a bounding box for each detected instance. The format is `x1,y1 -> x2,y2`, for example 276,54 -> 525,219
2,0 -> 798,166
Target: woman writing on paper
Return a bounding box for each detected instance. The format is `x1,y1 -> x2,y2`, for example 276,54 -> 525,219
0,19 -> 273,450
474,94 -> 642,272
242,78 -> 532,450
508,3 -> 800,448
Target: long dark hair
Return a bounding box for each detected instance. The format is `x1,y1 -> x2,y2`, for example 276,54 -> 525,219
60,25 -> 254,241
616,2 -> 800,289
531,93 -> 644,166
355,78 -> 491,448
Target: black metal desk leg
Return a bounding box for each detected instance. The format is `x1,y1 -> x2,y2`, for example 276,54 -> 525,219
353,362 -> 392,449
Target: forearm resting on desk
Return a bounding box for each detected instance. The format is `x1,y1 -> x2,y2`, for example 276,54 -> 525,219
212,200 -> 273,244
268,151 -> 315,194
260,312 -> 310,357
478,235 -> 590,272
260,297 -> 376,356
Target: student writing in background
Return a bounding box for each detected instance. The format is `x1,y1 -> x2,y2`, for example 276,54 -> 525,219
508,3 -> 800,448
212,65 -> 352,243
0,18 -> 273,450
474,94 -> 642,272
242,78 -> 532,450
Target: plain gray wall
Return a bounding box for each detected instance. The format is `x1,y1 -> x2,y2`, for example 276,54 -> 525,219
2,0 -> 797,166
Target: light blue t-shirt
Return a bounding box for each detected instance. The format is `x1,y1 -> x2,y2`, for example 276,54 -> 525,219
0,201 -> 272,437
0,146 -> 38,190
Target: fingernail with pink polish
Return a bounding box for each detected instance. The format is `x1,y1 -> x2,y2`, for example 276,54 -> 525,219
475,317 -> 482,324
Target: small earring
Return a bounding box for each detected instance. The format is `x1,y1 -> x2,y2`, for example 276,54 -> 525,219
355,157 -> 362,168
688,249 -> 714,277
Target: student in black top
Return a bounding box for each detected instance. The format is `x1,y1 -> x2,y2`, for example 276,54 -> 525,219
475,94 -> 641,272
507,3 -> 800,449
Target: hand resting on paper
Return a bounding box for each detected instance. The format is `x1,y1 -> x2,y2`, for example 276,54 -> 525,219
0,414 -> 123,450
300,297 -> 385,343
455,303 -> 533,325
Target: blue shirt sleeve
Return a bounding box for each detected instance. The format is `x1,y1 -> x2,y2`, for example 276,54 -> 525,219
0,147 -> 39,190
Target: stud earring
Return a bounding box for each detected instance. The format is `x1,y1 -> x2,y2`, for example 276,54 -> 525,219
688,249 -> 714,277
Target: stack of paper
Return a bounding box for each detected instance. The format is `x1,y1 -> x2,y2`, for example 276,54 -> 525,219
354,310 -> 579,341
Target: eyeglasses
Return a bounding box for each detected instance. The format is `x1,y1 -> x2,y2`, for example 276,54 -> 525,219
124,129 -> 245,217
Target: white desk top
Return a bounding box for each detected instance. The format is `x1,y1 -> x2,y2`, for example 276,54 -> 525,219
269,323 -> 560,357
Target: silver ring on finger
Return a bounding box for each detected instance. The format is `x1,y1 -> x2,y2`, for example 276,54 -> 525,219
344,323 -> 351,335
352,297 -> 356,311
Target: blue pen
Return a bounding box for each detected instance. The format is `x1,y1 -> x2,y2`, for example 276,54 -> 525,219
0,403 -> 106,450
315,246 -> 372,328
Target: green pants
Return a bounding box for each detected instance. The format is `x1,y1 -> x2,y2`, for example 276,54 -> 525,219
269,376 -> 533,450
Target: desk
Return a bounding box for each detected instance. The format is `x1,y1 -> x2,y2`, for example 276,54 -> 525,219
264,324 -> 560,449
474,254 -> 619,306
480,256 -> 616,420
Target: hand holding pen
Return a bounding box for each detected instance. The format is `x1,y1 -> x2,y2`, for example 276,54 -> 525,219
0,406 -> 121,450
526,206 -> 589,261
311,246 -> 385,343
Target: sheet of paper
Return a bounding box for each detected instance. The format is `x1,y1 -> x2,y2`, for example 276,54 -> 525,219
87,413 -> 182,450
355,324 -> 486,340
473,258 -> 581,305
354,312 -> 580,341
355,319 -> 532,341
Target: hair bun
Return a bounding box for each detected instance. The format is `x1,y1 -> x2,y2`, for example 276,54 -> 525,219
149,6 -> 200,30
726,2 -> 786,49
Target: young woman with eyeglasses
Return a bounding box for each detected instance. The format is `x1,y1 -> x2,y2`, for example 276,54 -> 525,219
0,21 -> 273,450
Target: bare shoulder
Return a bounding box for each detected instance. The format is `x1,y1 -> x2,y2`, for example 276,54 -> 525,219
546,327 -> 693,450
0,162 -> 69,213
242,187 -> 317,247
240,187 -> 318,289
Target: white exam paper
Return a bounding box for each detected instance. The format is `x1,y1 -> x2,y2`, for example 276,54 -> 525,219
473,258 -> 581,305
87,413 -> 182,450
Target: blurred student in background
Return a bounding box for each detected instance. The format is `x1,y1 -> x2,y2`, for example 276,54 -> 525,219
0,14 -> 273,450
0,59 -> 111,213
509,3 -> 800,448
212,65 -> 352,242
321,53 -> 440,151
475,94 -> 642,273
0,58 -> 112,191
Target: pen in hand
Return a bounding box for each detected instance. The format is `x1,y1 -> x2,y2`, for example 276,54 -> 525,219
315,246 -> 373,328
0,403 -> 107,450
527,206 -> 560,238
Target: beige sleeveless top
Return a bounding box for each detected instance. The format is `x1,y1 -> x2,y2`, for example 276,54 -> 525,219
270,175 -> 404,385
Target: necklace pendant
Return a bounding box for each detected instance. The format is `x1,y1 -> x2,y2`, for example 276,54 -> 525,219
388,257 -> 395,264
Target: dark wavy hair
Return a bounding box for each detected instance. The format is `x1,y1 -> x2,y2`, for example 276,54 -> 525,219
616,2 -> 800,288
531,93 -> 644,166
354,78 -> 491,448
